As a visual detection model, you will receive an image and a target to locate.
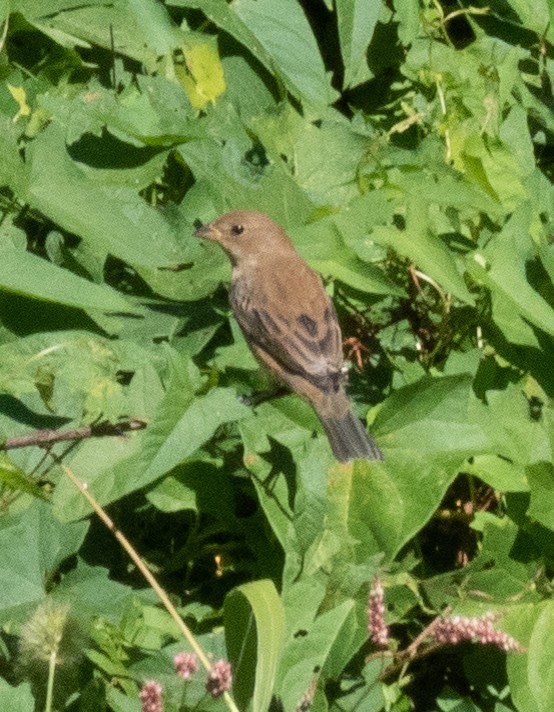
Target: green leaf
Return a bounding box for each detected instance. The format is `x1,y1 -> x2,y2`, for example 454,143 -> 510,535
0,453 -> 49,500
327,458 -> 403,561
461,133 -> 528,211
498,0 -> 554,43
277,599 -> 354,711
176,0 -> 336,107
527,462 -> 554,532
179,137 -> 315,227
24,124 -> 182,268
292,119 -> 370,205
506,601 -> 554,712
18,0 -> 163,65
375,374 -> 490,456
0,680 -> 35,711
0,246 -> 138,314
126,0 -> 182,55
54,377 -> 250,517
176,32 -> 226,109
0,115 -> 25,192
336,0 -> 379,88
55,559 -> 148,618
225,580 -> 285,712
293,219 -> 402,297
465,454 -> 529,493
0,501 -> 88,620
469,207 -> 554,342
527,601 -> 554,711
373,198 -> 474,303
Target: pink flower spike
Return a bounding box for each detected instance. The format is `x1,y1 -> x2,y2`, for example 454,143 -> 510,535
430,612 -> 524,652
140,680 -> 163,712
368,576 -> 389,647
174,651 -> 198,680
206,659 -> 233,697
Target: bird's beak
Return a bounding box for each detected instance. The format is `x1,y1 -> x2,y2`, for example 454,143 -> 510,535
195,223 -> 216,239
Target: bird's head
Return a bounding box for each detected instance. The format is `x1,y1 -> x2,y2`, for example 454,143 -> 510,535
195,211 -> 293,264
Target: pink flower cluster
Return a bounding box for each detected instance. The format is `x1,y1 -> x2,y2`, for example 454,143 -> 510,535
206,659 -> 233,697
430,612 -> 524,652
140,653 -> 233,711
174,651 -> 198,680
368,576 -> 389,647
140,681 -> 163,712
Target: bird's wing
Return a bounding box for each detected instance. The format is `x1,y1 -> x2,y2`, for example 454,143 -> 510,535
230,259 -> 344,393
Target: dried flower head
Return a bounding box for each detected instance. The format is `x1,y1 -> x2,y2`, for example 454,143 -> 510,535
368,577 -> 389,648
19,599 -> 84,668
206,659 -> 232,698
140,680 -> 163,712
174,651 -> 198,680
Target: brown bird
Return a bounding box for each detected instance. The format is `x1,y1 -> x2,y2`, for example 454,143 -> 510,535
195,211 -> 383,462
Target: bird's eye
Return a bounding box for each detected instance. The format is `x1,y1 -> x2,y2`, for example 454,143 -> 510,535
230,224 -> 244,236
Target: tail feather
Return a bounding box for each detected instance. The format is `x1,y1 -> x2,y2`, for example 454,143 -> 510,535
320,409 -> 383,462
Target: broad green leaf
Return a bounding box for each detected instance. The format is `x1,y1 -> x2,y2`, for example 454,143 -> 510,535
18,0 -> 162,65
0,501 -> 88,619
225,580 -> 285,712
463,517 -> 537,600
527,462 -> 554,532
55,385 -> 249,516
127,0 -> 182,54
468,208 -> 554,341
499,0 -> 554,43
394,0 -> 421,45
475,385 -> 551,466
0,680 -> 35,711
465,454 -> 529,493
370,375 -> 496,554
55,559 -> 149,618
375,374 -> 490,455
179,137 -> 315,227
12,0 -> 110,15
24,124 -> 182,268
460,132 -> 528,211
373,200 -> 474,303
507,601 -> 554,712
41,75 -> 202,146
292,119 -> 371,205
147,460 -> 237,525
0,246 -> 137,313
231,0 -> 335,107
277,599 -> 354,711
176,0 -> 336,107
526,601 -> 554,711
336,0 -> 379,88
327,458 -> 402,560
222,53 -> 278,119
292,219 -> 402,296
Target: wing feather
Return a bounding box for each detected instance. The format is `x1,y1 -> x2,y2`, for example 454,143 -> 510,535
230,257 -> 344,393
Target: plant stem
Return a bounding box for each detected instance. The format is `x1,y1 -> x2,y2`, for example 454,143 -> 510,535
60,463 -> 240,712
45,648 -> 57,712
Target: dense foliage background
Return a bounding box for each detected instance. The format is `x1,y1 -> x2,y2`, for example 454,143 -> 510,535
0,0 -> 553,710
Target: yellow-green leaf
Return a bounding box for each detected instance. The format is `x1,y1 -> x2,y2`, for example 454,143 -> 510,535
175,32 -> 225,109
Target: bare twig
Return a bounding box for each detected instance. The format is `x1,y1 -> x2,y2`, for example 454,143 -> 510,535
1,420 -> 147,451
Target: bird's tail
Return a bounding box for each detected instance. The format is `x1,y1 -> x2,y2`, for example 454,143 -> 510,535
320,409 -> 383,462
